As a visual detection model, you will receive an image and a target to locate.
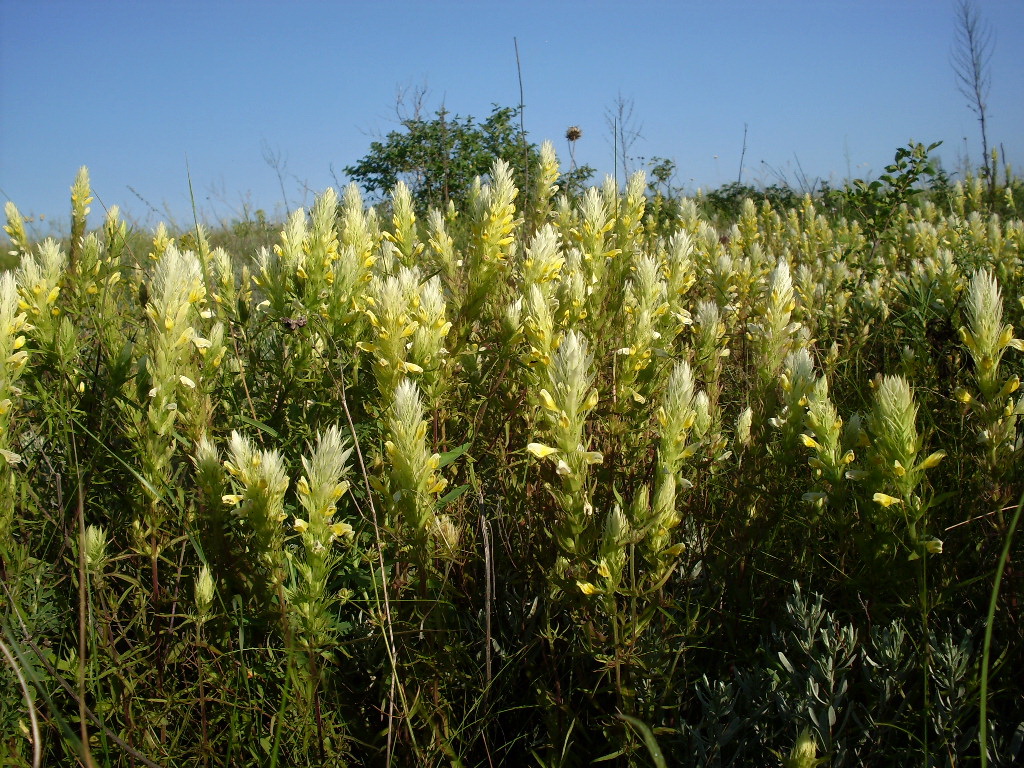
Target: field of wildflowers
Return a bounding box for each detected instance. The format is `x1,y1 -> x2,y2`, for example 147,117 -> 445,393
1,147 -> 1022,766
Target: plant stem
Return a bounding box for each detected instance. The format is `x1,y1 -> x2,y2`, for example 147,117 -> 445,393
979,493 -> 1023,768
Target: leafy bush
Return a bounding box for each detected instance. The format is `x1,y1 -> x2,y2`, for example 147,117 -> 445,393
344,104 -> 539,214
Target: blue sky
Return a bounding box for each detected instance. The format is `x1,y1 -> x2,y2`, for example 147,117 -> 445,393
2,0 -> 1022,235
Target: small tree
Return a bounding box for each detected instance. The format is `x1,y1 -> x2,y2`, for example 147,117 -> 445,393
604,93 -> 643,184
951,0 -> 996,203
345,104 -> 541,214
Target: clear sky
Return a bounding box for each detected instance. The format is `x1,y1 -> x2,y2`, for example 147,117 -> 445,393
2,0 -> 1022,235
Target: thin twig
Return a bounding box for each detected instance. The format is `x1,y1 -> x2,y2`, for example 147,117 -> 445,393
980,492 -> 1023,768
4,618 -> 164,768
335,357 -> 409,766
737,123 -> 748,184
72,438 -> 97,768
945,506 -> 1005,531
513,37 -> 530,208
0,634 -> 42,768
479,498 -> 496,768
480,507 -> 493,689
38,643 -> 165,768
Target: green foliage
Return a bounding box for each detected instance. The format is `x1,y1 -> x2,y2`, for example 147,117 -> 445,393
345,104 -> 541,214
700,180 -> 801,224
1,150 -> 1023,767
824,140 -> 946,250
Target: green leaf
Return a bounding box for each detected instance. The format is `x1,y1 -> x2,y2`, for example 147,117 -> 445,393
437,483 -> 470,505
235,414 -> 280,438
437,441 -> 470,468
616,714 -> 667,768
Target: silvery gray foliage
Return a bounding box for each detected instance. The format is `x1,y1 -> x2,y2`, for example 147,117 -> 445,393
765,583 -> 858,765
679,582 -> 1022,767
684,671 -> 772,767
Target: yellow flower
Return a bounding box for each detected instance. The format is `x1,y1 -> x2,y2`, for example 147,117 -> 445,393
576,580 -> 599,595
873,492 -> 902,507
538,388 -> 559,412
527,442 -> 559,459
923,537 -> 943,554
799,434 -> 821,450
662,542 -> 686,558
329,521 -> 354,539
918,450 -> 946,470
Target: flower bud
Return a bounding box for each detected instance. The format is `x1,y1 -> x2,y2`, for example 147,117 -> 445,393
84,525 -> 108,575
195,565 -> 215,621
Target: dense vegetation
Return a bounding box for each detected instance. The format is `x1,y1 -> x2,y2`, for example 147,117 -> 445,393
1,143 -> 1022,767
